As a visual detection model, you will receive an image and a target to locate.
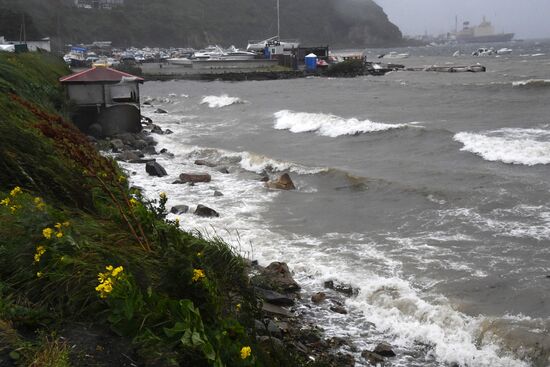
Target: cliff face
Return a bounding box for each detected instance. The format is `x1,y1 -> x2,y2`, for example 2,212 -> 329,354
0,0 -> 402,48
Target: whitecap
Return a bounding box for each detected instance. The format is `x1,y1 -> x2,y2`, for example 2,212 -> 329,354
273,110 -> 407,138
454,128 -> 550,165
200,94 -> 245,108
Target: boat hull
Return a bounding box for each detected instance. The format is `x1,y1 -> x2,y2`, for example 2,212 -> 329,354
456,33 -> 514,44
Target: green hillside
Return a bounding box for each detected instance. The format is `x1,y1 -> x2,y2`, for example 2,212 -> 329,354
0,0 -> 402,48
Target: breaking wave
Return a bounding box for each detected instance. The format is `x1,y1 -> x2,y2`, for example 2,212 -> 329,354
200,95 -> 245,108
454,128 -> 550,165
273,110 -> 407,137
512,79 -> 550,88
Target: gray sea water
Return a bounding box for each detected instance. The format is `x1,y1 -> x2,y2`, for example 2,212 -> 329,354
124,40 -> 550,366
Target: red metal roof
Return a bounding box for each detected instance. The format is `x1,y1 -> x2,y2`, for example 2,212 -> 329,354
59,67 -> 144,83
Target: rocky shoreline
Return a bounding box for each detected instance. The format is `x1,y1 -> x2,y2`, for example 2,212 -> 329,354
91,113 -> 401,367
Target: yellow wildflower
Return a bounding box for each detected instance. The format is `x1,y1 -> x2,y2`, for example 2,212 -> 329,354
129,198 -> 138,207
0,197 -> 10,206
192,269 -> 205,282
36,272 -> 43,278
10,187 -> 21,197
236,303 -> 241,311
240,346 -> 251,359
159,192 -> 167,200
34,197 -> 46,210
175,217 -> 180,226
111,266 -> 124,277
56,232 -> 63,238
10,206 -> 17,213
54,223 -> 62,230
196,252 -> 202,257
63,221 -> 70,227
34,245 -> 46,263
117,175 -> 126,183
42,228 -> 53,239
105,265 -> 114,271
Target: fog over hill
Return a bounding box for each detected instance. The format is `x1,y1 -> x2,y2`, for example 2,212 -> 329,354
0,0 -> 403,48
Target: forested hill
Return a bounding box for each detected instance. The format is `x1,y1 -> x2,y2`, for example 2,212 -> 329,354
0,0 -> 403,48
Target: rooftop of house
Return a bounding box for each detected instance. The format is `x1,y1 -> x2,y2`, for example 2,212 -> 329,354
59,66 -> 144,84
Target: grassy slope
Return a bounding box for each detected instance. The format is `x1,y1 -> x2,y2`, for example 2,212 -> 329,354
0,53 -> 298,366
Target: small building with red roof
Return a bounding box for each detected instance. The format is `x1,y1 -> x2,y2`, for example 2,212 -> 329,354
60,66 -> 144,137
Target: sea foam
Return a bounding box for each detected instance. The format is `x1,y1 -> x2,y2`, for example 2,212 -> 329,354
201,95 -> 245,108
454,128 -> 550,165
274,110 -> 406,138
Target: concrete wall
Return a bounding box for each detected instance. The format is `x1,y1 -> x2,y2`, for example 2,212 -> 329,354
67,83 -> 140,105
141,59 -> 279,76
68,84 -> 104,105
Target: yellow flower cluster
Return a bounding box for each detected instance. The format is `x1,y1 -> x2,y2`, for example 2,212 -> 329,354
159,192 -> 167,200
42,222 -> 69,240
34,245 -> 46,263
240,346 -> 251,359
95,265 -> 124,299
192,269 -> 205,282
10,187 -> 21,197
34,197 -> 46,210
129,198 -> 139,207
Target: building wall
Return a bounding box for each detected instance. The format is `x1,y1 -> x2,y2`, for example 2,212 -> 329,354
67,83 -> 139,106
67,84 -> 104,105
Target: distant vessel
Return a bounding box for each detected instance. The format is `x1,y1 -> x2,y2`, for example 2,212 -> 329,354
455,17 -> 514,43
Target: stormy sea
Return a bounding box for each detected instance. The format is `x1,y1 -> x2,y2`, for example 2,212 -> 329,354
122,40 -> 550,367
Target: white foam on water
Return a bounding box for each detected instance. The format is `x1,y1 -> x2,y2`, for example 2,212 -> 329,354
273,110 -> 407,138
120,108 -> 532,367
454,128 -> 550,165
512,79 -> 550,87
200,94 -> 245,108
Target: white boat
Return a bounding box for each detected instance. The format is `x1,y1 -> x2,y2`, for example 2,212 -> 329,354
167,57 -> 193,66
380,52 -> 410,59
191,45 -> 226,60
225,45 -> 257,60
497,48 -> 513,55
247,36 -> 300,51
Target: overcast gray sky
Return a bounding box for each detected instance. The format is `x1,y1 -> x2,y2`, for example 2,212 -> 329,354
374,0 -> 550,39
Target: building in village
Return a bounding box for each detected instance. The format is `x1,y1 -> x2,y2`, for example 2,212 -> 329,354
59,66 -> 143,137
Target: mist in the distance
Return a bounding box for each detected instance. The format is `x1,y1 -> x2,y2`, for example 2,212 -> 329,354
375,0 -> 550,39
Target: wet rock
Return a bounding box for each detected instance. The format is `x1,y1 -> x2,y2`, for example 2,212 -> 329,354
194,159 -> 217,167
255,287 -> 295,306
261,303 -> 293,317
170,205 -> 189,214
165,129 -> 173,135
361,350 -> 385,365
142,101 -> 152,106
218,167 -> 230,174
145,161 -> 167,177
110,139 -> 124,152
142,146 -> 157,155
115,133 -> 137,146
259,175 -> 270,182
259,262 -> 300,293
154,108 -> 167,114
179,173 -> 211,184
257,335 -> 284,349
116,151 -> 140,162
144,136 -> 157,145
266,173 -> 296,190
194,204 -> 219,217
373,342 -> 396,357
330,305 -> 348,314
133,139 -> 148,150
311,292 -> 327,304
130,158 -> 155,164
214,190 -> 224,197
255,320 -> 282,338
324,280 -> 358,297
151,125 -> 163,134
160,148 -> 168,154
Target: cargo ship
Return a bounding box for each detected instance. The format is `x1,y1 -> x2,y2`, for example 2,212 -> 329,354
455,17 -> 514,43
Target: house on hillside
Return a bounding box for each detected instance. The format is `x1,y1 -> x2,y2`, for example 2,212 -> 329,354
59,66 -> 143,137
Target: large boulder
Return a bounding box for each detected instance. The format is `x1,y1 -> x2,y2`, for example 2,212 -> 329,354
194,159 -> 217,167
373,342 -> 396,357
254,287 -> 295,306
116,151 -> 140,162
179,173 -> 211,184
252,262 -> 300,293
145,161 -> 167,177
170,205 -> 189,214
266,173 -> 296,190
194,204 -> 219,217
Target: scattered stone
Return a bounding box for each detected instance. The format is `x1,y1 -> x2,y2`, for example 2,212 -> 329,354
259,175 -> 270,182
218,167 -> 230,174
164,129 -> 174,135
214,190 -> 224,197
266,173 -> 296,190
116,151 -> 140,162
311,292 -> 327,304
255,287 -> 295,306
142,146 -> 157,155
110,139 -> 124,152
130,158 -> 155,164
194,159 -> 217,167
255,320 -> 283,338
160,148 -> 168,154
194,204 -> 219,217
145,161 -> 167,177
142,101 -> 152,106
154,108 -> 167,114
330,305 -> 348,314
324,280 -> 358,297
170,205 -> 189,214
361,351 -> 385,365
144,136 -> 157,145
257,336 -> 285,349
373,342 -> 396,357
151,125 -> 164,134
261,303 -> 293,317
179,173 -> 211,184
